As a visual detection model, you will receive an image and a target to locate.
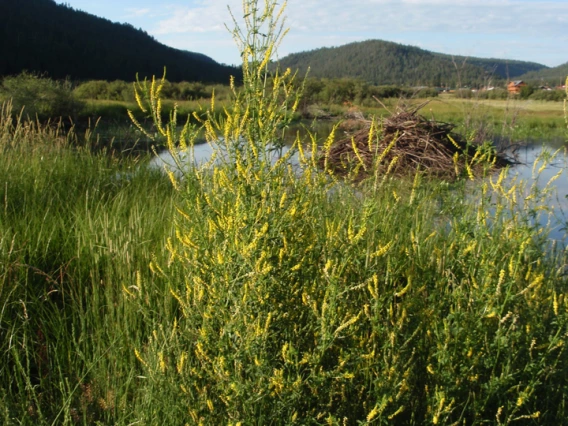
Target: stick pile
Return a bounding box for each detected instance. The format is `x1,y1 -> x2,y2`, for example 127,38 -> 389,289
319,105 -> 510,180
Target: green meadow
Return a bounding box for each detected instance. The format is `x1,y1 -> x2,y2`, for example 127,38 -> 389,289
1,1 -> 567,424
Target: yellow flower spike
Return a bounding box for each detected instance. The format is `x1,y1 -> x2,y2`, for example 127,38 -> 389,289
395,279 -> 411,298
453,152 -> 460,176
471,148 -> 481,163
177,352 -> 187,374
465,163 -> 475,181
150,75 -> 156,103
127,110 -> 154,140
384,156 -> 399,177
134,348 -> 148,367
424,231 -> 436,242
279,191 -> 288,209
258,45 -> 273,77
169,287 -> 186,310
545,169 -> 563,189
155,98 -> 166,137
372,240 -> 394,258
281,342 -> 290,363
508,256 -> 516,278
462,241 -> 476,256
409,171 -> 420,205
334,312 -> 362,337
496,167 -> 506,187
322,124 -> 339,170
367,119 -> 377,153
264,312 -> 273,334
122,285 -> 135,298
192,111 -> 203,123
392,190 -> 400,203
165,169 -> 179,191
323,259 -> 332,276
133,80 -> 147,111
166,126 -> 175,151
496,269 -> 506,295
297,138 -> 306,163
351,136 -> 367,171
388,406 -> 405,420
448,135 -> 460,149
367,282 -> 378,299
158,352 -> 166,373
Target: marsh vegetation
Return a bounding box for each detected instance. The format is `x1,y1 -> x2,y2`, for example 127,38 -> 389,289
0,1 -> 567,424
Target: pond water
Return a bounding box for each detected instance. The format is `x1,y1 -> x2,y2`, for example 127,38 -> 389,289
147,127 -> 567,243
148,141 -> 302,177
506,139 -> 567,242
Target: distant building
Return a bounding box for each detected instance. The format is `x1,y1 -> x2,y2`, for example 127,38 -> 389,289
507,80 -> 527,94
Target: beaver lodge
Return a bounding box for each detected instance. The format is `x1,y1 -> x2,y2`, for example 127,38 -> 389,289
318,102 -> 512,181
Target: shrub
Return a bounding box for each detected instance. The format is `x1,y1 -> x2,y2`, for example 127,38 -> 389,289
482,88 -> 509,100
370,85 -> 403,99
73,80 -> 111,99
127,1 -> 568,424
412,87 -> 439,98
455,88 -> 474,99
519,84 -> 535,100
529,89 -> 567,102
0,72 -> 84,119
107,80 -> 134,102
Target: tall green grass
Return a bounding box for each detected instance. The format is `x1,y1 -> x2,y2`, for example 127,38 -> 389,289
0,101 -> 180,424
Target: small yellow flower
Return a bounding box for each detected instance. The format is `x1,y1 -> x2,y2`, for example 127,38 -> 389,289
158,352 -> 166,373
134,348 -> 147,367
177,352 -> 187,374
367,405 -> 379,422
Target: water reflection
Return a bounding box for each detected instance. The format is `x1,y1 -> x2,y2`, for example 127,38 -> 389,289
148,141 -> 302,177
148,133 -> 567,243
507,140 -> 567,242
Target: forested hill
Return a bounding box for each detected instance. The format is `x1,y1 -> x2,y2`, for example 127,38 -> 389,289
275,40 -> 547,87
0,0 -> 240,83
518,62 -> 568,85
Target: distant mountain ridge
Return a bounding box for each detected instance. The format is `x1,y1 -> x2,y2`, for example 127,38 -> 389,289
0,0 -> 240,83
275,40 -> 549,87
519,62 -> 568,85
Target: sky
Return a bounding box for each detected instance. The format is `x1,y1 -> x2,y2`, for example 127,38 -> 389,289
54,0 -> 568,68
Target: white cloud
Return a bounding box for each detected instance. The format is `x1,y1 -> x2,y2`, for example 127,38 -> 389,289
153,0 -> 239,34
149,0 -> 568,66
285,0 -> 568,35
125,7 -> 151,18
152,0 -> 568,36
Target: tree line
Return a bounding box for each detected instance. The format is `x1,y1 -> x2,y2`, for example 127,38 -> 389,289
0,0 -> 240,83
275,39 -> 547,88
